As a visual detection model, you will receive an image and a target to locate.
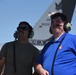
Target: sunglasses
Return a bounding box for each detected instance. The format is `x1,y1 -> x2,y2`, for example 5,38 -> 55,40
17,27 -> 28,31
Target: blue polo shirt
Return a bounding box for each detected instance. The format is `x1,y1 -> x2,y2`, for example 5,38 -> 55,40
37,32 -> 76,75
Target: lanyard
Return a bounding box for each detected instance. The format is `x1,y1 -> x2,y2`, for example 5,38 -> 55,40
13,41 -> 16,73
51,34 -> 66,75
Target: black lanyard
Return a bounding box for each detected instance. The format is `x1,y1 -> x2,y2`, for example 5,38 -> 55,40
13,41 -> 16,73
51,34 -> 66,75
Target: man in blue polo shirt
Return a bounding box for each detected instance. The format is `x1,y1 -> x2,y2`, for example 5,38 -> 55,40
35,12 -> 76,75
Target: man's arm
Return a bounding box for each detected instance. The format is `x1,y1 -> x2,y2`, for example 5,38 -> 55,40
35,63 -> 49,75
0,57 -> 5,75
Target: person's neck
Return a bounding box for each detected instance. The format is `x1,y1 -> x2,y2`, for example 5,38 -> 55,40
53,31 -> 65,39
18,39 -> 28,43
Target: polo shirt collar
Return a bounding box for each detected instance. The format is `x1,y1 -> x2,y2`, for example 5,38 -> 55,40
51,32 -> 67,43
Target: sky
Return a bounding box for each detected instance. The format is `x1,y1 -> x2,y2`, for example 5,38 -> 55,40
0,0 -> 76,43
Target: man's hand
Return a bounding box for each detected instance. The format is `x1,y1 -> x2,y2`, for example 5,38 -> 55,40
39,68 -> 49,75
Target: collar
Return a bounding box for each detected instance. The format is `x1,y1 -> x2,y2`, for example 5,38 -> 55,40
51,32 -> 67,43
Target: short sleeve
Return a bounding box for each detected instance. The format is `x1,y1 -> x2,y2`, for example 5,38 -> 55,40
0,43 -> 8,57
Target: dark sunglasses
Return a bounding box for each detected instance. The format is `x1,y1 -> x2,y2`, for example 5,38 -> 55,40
17,27 -> 28,31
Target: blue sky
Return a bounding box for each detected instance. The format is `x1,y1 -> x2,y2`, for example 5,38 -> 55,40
0,0 -> 76,43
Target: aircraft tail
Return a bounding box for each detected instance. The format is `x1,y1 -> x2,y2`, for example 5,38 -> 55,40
30,0 -> 76,45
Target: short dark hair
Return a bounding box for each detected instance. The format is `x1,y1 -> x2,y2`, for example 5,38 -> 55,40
51,12 -> 68,23
19,21 -> 33,31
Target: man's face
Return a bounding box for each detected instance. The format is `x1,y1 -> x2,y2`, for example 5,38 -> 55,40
51,17 -> 65,34
17,24 -> 29,39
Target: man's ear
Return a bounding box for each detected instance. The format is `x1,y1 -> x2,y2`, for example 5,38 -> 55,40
13,31 -> 18,40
